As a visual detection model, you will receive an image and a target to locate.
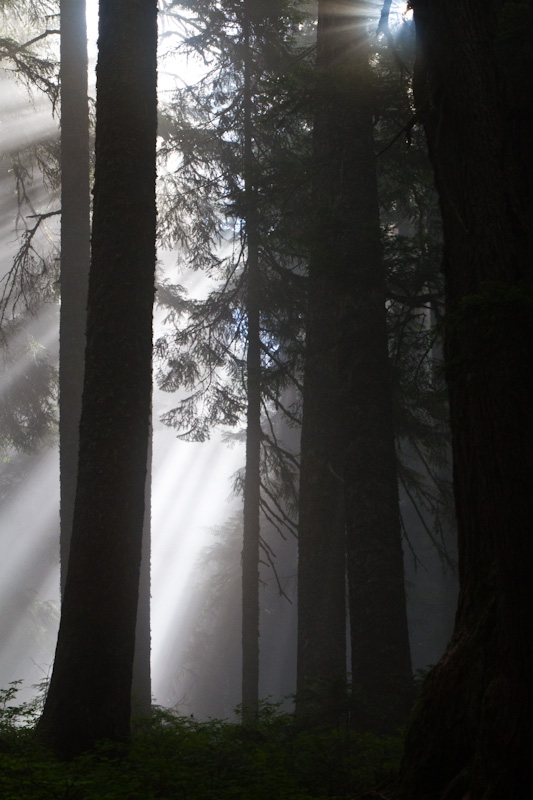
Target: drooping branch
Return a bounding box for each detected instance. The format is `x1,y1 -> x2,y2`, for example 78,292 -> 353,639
0,209 -> 60,335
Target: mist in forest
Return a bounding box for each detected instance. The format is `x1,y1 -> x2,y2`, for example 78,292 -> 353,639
0,0 -> 456,718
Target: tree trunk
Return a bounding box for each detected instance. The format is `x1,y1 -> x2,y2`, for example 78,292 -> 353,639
241,1 -> 261,728
297,0 -> 412,730
131,430 -> 152,717
36,0 -> 157,758
333,9 -> 412,732
398,2 -> 533,797
296,0 -> 350,724
59,0 -> 90,597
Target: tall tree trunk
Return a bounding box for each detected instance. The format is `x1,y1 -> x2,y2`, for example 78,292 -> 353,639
59,0 -> 90,597
131,431 -> 152,717
297,0 -> 413,730
398,2 -> 533,797
334,9 -> 413,732
59,0 -> 152,718
241,0 -> 261,729
36,0 -> 157,758
296,0 -> 348,724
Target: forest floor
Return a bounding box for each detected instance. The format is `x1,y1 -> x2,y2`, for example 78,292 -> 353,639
0,684 -> 402,799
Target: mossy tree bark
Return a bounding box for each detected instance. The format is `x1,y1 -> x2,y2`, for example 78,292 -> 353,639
398,2 -> 533,797
36,0 -> 157,758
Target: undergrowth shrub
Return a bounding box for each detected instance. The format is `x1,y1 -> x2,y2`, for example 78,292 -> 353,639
0,684 -> 403,799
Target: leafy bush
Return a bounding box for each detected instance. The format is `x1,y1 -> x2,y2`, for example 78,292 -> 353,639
0,684 -> 403,799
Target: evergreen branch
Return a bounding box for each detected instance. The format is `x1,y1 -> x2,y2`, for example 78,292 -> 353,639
398,468 -> 456,571
259,477 -> 298,537
409,436 -> 451,500
20,29 -> 60,49
260,399 -> 300,469
399,511 -> 426,572
259,534 -> 293,602
0,209 -> 60,330
376,115 -> 417,157
259,340 -> 304,393
263,387 -> 301,427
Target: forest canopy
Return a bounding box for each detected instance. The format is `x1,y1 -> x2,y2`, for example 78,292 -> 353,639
1,0 -> 531,798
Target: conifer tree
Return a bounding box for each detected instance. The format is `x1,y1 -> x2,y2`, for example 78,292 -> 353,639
58,0 -> 90,596
296,0 -> 413,731
398,3 -> 533,796
36,0 -> 157,756
156,0 -> 308,724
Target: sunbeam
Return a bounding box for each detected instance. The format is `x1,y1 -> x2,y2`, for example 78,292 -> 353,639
0,0 -> 248,711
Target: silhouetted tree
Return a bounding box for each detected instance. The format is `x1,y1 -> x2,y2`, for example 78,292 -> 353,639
156,0 -> 307,726
58,0 -> 90,596
36,0 -> 157,757
398,2 -> 533,797
297,0 -> 412,730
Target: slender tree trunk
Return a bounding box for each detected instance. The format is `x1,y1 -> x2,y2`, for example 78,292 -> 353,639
59,0 -> 90,597
36,0 -> 157,758
241,1 -> 261,728
398,3 -> 533,797
131,430 -> 152,717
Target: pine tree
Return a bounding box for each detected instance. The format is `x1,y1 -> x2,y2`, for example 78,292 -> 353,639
36,0 -> 157,757
58,0 -> 90,596
398,2 -> 533,796
296,0 -> 413,731
156,0 -> 308,724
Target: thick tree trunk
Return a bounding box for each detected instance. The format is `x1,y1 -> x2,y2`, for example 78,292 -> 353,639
297,0 -> 412,730
59,0 -> 152,718
296,0 -> 350,723
241,2 -> 261,728
36,0 -> 157,758
333,12 -> 412,732
398,2 -> 533,797
59,0 -> 90,597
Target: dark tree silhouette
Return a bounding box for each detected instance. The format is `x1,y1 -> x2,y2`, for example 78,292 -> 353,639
240,0 -> 262,728
398,2 -> 533,797
297,0 -> 412,729
58,0 -> 90,597
36,0 -> 157,757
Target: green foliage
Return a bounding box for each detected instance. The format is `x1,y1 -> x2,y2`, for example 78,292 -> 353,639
0,331 -> 58,456
0,0 -> 59,105
0,684 -> 402,799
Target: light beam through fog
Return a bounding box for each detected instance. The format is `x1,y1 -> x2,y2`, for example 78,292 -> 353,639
0,1 -> 246,706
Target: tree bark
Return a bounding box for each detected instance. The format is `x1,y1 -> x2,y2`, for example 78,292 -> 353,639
296,0 -> 350,723
297,0 -> 412,730
241,0 -> 261,728
59,0 -> 90,597
334,9 -> 413,732
398,2 -> 533,797
36,0 -> 157,757
131,431 -> 152,717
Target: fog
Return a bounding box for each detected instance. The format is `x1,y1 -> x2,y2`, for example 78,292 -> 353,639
0,0 -> 456,718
